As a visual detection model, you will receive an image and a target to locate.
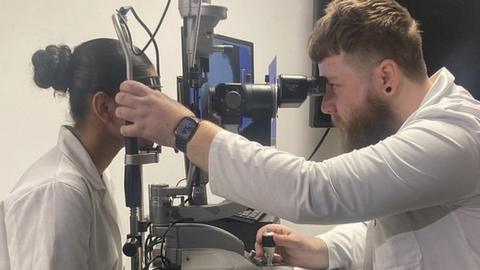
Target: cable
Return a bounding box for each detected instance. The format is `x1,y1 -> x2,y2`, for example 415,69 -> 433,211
144,233 -> 153,265
143,221 -> 182,270
175,178 -> 186,187
117,0 -> 171,78
158,222 -> 176,269
307,128 -> 331,161
119,9 -> 160,78
129,8 -> 163,77
143,255 -> 165,270
132,0 -> 171,55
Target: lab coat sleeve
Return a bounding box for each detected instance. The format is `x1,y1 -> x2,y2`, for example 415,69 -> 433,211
208,118 -> 480,223
0,202 -> 11,270
4,180 -> 92,270
316,222 -> 367,270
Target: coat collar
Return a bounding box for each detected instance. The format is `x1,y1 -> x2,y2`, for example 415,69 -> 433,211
419,67 -> 456,108
400,68 -> 456,130
57,125 -> 107,191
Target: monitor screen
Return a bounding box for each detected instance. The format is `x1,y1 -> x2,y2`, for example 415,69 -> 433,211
206,34 -> 276,145
208,34 -> 254,86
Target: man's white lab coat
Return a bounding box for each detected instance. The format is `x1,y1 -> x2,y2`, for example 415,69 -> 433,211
208,68 -> 480,269
0,126 -> 122,270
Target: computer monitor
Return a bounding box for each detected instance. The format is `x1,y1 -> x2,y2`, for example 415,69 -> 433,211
207,34 -> 275,145
208,34 -> 254,86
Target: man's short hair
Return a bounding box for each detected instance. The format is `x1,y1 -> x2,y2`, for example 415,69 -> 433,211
308,0 -> 427,81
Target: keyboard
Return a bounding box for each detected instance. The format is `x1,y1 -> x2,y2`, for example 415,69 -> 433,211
230,208 -> 265,223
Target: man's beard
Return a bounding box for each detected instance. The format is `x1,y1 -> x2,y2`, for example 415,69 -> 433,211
334,90 -> 399,153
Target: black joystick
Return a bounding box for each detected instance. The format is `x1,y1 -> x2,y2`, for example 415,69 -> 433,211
262,232 -> 275,266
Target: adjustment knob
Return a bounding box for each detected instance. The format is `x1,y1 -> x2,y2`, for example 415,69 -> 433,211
123,238 -> 139,257
225,90 -> 242,110
262,232 -> 275,266
262,231 -> 275,247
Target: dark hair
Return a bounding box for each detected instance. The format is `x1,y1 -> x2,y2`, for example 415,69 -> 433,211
308,0 -> 427,81
32,38 -> 155,125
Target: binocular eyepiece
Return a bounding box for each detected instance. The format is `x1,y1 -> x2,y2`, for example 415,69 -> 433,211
207,74 -> 326,121
276,74 -> 326,108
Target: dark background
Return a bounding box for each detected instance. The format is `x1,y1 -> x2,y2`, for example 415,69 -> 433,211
397,0 -> 480,99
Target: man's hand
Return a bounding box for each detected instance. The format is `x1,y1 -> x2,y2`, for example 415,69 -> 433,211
115,80 -> 194,147
255,224 -> 329,269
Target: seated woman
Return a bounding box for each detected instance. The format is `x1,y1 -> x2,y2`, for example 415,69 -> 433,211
1,38 -> 157,270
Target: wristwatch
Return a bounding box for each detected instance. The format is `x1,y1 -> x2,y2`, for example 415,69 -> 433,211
174,116 -> 201,153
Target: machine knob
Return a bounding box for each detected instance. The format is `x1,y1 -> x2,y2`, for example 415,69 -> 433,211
224,90 -> 242,110
262,232 -> 275,266
123,237 -> 139,257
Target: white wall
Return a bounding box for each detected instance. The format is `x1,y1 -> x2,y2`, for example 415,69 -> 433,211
0,0 -> 341,257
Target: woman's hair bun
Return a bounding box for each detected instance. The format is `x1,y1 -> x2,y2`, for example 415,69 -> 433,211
32,44 -> 73,92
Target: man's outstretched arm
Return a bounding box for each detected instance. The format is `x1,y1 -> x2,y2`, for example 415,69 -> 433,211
115,80 -> 221,171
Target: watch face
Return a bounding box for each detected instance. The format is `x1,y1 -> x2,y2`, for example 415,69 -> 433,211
176,118 -> 198,139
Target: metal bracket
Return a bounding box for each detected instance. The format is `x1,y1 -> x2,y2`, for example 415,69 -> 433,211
125,152 -> 159,165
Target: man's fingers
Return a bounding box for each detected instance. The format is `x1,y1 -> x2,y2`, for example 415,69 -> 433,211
255,224 -> 294,256
115,92 -> 145,109
273,253 -> 284,263
255,234 -> 298,251
272,234 -> 297,249
256,224 -> 290,243
120,123 -> 141,138
115,106 -> 138,123
119,80 -> 152,97
255,242 -> 264,258
255,225 -> 270,242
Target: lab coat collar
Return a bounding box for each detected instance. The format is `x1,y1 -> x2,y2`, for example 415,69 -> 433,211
400,68 -> 455,130
57,125 -> 107,191
419,67 -> 456,108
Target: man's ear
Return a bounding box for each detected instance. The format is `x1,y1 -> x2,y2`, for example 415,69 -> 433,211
373,59 -> 400,96
91,92 -> 115,124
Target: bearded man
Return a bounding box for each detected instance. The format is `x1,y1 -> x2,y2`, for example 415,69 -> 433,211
114,0 -> 480,269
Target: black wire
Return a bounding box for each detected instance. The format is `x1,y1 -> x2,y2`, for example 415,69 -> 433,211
131,0 -> 171,55
143,255 -> 163,270
175,178 -> 186,187
129,8 -> 161,77
307,128 -> 331,161
159,222 -> 176,259
144,233 -> 153,264
119,0 -> 171,78
143,221 -> 179,270
120,10 -> 161,78
144,235 -> 167,268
